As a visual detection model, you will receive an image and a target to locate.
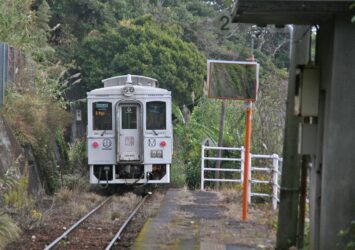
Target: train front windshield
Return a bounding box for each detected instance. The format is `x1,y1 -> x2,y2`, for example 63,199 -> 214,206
146,101 -> 166,130
93,102 -> 112,130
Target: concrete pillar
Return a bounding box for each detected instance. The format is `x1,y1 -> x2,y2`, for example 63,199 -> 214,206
276,26 -> 310,249
309,18 -> 335,250
318,15 -> 355,250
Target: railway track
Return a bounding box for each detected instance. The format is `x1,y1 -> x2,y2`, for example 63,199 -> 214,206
44,192 -> 151,250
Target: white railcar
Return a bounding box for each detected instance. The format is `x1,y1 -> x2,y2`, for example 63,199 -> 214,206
87,75 -> 172,185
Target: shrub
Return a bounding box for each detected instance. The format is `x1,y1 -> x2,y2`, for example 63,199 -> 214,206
61,174 -> 90,191
4,176 -> 33,212
170,157 -> 186,188
0,212 -> 21,249
55,187 -> 74,202
68,138 -> 87,175
4,92 -> 71,193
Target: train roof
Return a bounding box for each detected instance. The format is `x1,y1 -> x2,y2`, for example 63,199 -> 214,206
87,85 -> 171,97
102,74 -> 158,88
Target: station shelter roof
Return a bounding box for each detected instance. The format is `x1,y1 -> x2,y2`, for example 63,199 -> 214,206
231,0 -> 353,25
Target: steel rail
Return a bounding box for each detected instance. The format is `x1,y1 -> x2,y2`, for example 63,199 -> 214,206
105,192 -> 151,250
44,196 -> 112,250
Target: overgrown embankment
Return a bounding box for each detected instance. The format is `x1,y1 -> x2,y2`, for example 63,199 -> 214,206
0,1 -> 74,248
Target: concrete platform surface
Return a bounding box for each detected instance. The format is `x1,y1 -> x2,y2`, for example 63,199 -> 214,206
132,188 -> 275,250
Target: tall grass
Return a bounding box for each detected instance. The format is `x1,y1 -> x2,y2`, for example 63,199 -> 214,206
0,212 -> 21,250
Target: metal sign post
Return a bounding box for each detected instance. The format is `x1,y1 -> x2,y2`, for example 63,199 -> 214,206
206,59 -> 259,222
242,100 -> 252,221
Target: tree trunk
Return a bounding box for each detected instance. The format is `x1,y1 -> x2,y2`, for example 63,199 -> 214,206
215,101 -> 226,190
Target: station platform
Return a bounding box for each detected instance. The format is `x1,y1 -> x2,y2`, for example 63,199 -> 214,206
132,188 -> 275,250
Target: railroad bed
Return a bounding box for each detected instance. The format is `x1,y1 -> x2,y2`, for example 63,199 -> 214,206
45,193 -> 148,250
6,188 -> 277,249
6,190 -> 166,250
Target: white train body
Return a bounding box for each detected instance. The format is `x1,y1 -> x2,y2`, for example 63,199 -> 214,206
87,75 -> 172,184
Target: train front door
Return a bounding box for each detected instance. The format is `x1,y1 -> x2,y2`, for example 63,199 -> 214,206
117,104 -> 141,162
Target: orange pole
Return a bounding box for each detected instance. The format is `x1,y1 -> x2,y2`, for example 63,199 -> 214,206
242,101 -> 252,221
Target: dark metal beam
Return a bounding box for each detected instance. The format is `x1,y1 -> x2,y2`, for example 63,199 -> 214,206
232,0 -> 352,25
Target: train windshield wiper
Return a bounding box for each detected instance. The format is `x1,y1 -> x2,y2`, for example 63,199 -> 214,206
152,130 -> 158,135
101,130 -> 107,136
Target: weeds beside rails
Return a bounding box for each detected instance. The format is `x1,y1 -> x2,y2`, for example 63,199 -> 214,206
0,172 -> 32,248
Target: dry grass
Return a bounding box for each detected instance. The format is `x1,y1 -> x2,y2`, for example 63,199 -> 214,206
81,192 -> 101,204
55,187 -> 73,202
93,193 -> 141,223
56,188 -> 101,204
54,189 -> 104,221
70,202 -> 89,218
249,204 -> 278,229
217,187 -> 277,229
173,186 -> 194,205
218,188 -> 243,204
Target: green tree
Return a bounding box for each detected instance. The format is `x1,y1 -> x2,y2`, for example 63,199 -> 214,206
76,15 -> 206,105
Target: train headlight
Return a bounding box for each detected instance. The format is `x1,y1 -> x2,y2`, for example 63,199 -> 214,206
160,141 -> 167,147
151,150 -> 157,158
92,141 -> 99,148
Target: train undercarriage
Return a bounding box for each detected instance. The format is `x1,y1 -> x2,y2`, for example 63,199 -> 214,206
90,164 -> 170,185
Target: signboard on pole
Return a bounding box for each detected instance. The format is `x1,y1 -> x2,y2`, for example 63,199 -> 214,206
207,59 -> 259,222
207,60 -> 259,101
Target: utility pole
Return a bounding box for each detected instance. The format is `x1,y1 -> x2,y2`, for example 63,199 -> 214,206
276,26 -> 310,249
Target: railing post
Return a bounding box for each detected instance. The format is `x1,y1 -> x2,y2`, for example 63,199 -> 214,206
248,154 -> 252,204
240,146 -> 245,183
272,154 -> 279,210
201,145 -> 205,190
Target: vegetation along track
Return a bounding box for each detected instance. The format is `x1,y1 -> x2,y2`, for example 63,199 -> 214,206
44,192 -> 152,250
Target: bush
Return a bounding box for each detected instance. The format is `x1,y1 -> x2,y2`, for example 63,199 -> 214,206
0,212 -> 21,249
68,138 -> 87,175
4,92 -> 71,193
61,174 -> 90,192
4,176 -> 33,212
170,160 -> 186,188
185,161 -> 201,189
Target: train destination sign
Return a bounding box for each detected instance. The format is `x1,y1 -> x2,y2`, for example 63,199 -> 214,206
207,60 -> 259,101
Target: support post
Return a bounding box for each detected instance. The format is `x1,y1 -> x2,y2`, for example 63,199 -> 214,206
240,146 -> 245,183
201,145 -> 205,190
272,154 -> 279,210
248,155 -> 252,204
242,101 -> 252,221
297,155 -> 309,248
215,102 -> 226,190
276,26 -> 310,249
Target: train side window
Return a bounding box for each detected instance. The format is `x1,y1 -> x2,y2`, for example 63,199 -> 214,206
93,102 -> 112,130
146,101 -> 166,130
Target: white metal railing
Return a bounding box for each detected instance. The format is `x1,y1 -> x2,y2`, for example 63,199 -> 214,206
201,145 -> 282,209
201,145 -> 245,189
